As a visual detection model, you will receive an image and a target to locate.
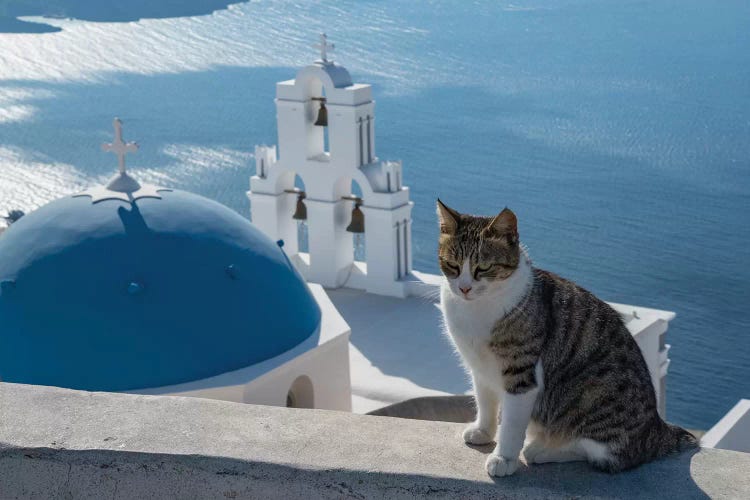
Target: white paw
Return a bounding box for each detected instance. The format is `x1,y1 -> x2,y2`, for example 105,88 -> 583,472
485,455 -> 520,477
522,440 -> 546,464
462,423 -> 494,445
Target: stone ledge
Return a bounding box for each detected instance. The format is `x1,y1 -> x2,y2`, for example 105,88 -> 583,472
1,383 -> 748,499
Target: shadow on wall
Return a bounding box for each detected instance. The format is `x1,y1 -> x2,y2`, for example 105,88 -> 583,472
0,447 -> 711,498
368,395 -> 476,423
0,0 -> 247,33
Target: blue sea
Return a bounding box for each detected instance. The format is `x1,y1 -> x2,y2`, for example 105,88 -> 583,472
0,0 -> 748,430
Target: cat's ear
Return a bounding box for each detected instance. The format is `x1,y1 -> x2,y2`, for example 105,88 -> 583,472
436,199 -> 460,235
485,207 -> 518,244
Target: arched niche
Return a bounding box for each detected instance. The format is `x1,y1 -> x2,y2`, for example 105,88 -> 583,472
286,374 -> 314,409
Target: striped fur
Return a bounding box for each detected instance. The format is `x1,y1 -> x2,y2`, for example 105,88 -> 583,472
437,200 -> 697,474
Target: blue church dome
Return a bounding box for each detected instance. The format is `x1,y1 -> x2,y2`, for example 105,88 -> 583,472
0,190 -> 321,392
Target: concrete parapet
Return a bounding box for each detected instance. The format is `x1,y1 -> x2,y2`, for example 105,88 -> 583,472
1,383 -> 748,499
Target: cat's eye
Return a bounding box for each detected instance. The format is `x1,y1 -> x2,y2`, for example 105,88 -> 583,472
441,260 -> 460,276
473,263 -> 492,279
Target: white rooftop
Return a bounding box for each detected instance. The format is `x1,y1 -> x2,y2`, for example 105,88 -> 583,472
329,272 -> 676,415
702,399 -> 750,453
328,285 -> 460,413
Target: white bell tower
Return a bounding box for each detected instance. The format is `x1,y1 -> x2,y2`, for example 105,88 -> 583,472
248,35 -> 413,297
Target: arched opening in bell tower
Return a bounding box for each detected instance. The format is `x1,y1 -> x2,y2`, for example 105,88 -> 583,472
288,173 -> 309,254
305,77 -> 331,161
348,180 -> 366,262
322,87 -> 330,155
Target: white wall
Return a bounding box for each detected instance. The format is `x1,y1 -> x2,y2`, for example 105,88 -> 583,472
702,400 -> 750,453
241,335 -> 351,411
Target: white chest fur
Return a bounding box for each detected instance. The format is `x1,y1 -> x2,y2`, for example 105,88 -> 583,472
441,285 -> 505,388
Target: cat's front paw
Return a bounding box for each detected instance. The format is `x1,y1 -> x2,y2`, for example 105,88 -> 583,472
462,423 -> 494,445
485,455 -> 520,477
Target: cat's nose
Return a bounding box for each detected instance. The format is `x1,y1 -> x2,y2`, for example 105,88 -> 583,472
459,286 -> 472,295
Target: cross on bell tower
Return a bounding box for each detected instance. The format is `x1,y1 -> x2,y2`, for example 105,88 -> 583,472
313,33 -> 334,63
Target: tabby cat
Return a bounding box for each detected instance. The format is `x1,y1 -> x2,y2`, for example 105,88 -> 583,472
436,200 -> 696,477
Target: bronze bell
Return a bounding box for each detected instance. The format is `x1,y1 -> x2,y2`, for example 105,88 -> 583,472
292,193 -> 307,221
314,101 -> 328,127
346,202 -> 365,233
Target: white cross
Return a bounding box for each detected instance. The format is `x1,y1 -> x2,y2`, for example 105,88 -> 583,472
314,33 -> 334,63
102,117 -> 138,175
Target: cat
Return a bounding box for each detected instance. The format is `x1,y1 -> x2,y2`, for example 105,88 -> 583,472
436,199 -> 696,477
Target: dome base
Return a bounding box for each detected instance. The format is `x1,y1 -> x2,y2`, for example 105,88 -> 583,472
106,172 -> 141,192
73,180 -> 172,204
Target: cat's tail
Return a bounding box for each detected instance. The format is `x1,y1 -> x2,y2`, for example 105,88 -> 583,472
655,421 -> 699,458
597,420 -> 698,473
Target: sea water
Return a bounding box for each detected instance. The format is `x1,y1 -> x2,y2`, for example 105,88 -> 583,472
0,0 -> 748,430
